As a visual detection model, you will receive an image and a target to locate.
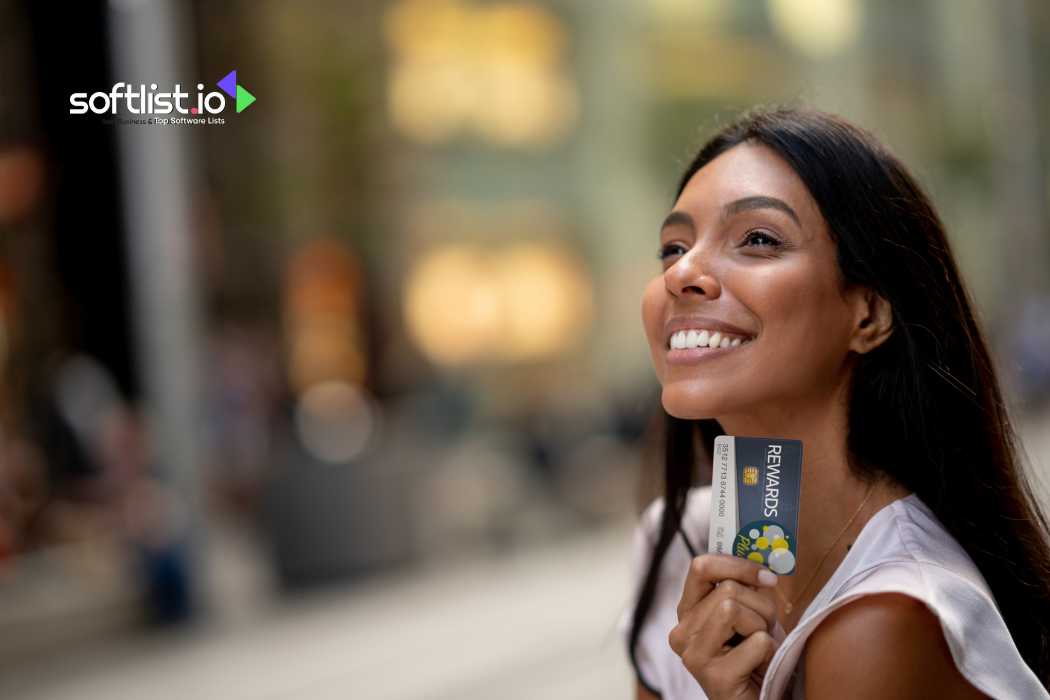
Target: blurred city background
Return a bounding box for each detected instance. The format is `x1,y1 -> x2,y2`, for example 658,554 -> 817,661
0,0 -> 1048,698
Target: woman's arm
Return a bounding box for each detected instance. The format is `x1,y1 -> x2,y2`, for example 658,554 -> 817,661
804,592 -> 989,699
636,680 -> 661,700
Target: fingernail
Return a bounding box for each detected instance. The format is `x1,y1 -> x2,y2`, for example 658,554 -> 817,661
758,569 -> 778,587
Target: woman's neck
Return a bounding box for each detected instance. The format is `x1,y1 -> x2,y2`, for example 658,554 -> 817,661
777,476 -> 911,632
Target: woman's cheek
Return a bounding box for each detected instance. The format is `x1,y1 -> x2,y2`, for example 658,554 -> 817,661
640,280 -> 666,347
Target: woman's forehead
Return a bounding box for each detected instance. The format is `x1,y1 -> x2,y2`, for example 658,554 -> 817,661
675,142 -> 823,237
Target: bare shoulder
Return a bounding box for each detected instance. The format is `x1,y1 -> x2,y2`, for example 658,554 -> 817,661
804,592 -> 990,699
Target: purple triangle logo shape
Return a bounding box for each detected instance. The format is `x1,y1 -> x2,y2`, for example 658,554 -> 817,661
218,70 -> 237,98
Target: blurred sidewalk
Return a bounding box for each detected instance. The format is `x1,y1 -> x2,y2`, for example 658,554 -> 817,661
0,518 -> 636,700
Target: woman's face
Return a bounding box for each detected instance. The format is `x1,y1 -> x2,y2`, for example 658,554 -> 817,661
641,141 -> 863,422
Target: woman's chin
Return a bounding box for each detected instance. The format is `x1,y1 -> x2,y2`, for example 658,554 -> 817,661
660,387 -> 723,421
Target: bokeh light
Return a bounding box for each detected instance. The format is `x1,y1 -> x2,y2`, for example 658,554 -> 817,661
767,0 -> 860,58
294,380 -> 379,463
403,241 -> 593,367
384,0 -> 577,146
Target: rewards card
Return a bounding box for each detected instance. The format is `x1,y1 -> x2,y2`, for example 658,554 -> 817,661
707,436 -> 803,575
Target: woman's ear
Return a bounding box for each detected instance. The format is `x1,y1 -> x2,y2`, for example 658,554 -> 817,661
850,287 -> 893,353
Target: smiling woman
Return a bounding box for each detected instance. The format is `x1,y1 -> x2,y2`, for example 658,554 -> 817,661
618,107 -> 1050,700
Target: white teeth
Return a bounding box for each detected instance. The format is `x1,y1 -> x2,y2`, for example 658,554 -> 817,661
668,328 -> 754,350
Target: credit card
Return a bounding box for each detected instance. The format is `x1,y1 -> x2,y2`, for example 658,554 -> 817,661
707,435 -> 803,575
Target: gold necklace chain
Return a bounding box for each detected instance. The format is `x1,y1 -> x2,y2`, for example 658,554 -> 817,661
775,481 -> 876,616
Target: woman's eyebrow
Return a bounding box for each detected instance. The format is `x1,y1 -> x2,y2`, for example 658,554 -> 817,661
725,195 -> 801,227
660,195 -> 801,232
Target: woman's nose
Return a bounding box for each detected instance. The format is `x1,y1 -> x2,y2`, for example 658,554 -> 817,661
665,248 -> 721,300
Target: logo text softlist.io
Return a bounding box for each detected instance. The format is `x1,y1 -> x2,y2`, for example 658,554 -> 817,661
70,69 -> 255,116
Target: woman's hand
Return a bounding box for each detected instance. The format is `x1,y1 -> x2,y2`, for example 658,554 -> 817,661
668,553 -> 782,700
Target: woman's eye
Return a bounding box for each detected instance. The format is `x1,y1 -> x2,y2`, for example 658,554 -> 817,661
659,232 -> 781,262
657,243 -> 686,261
742,230 -> 782,248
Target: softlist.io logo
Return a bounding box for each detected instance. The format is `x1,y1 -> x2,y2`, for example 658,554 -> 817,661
69,69 -> 255,125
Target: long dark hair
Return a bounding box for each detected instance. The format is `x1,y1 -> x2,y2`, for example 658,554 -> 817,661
627,106 -> 1050,691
